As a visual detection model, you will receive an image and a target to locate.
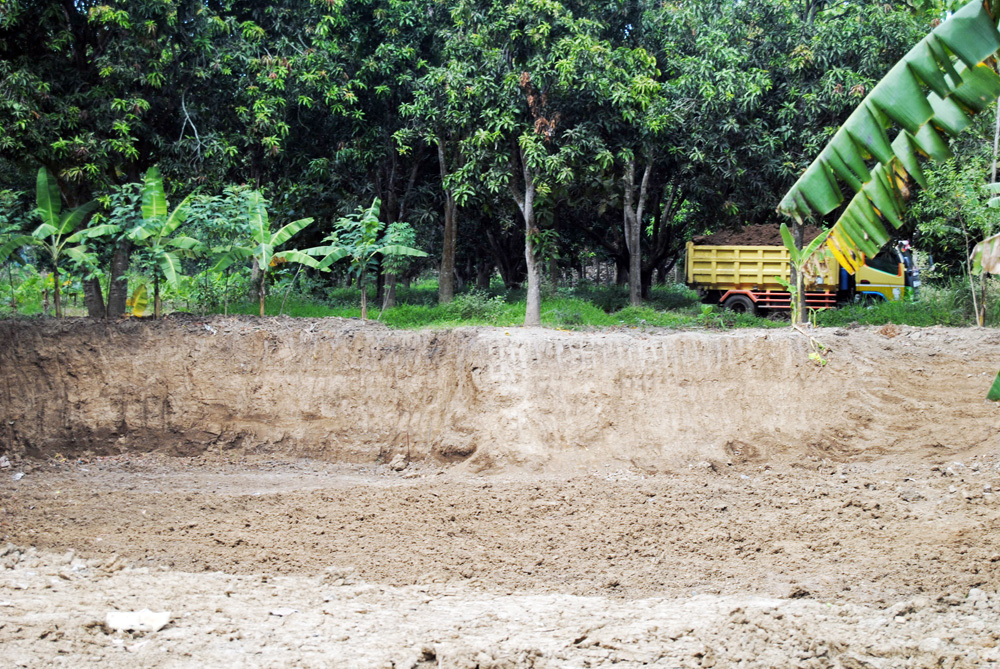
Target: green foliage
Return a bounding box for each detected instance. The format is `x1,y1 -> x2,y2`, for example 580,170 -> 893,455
814,279 -> 995,327
988,369 -> 1000,402
778,221 -> 831,324
0,0 -> 974,325
308,198 -> 426,319
212,190 -> 316,317
910,158 -> 996,276
445,290 -> 508,323
778,0 -> 1000,267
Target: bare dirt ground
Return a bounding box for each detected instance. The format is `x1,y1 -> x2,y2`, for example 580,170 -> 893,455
1,319 -> 1000,666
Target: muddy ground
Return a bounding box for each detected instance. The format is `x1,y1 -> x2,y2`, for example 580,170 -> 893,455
1,318 -> 1000,666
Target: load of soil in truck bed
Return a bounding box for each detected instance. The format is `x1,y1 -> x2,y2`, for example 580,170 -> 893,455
692,223 -> 827,246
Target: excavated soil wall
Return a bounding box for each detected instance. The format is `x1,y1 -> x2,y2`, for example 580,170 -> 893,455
1,317 -> 998,469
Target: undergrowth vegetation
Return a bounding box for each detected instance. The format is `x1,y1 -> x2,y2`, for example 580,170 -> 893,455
3,272 -> 998,331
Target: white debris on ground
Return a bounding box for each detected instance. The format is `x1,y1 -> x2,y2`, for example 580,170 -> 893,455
1,543 -> 998,667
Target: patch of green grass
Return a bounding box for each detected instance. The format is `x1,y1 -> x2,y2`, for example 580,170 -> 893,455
814,284 -> 971,327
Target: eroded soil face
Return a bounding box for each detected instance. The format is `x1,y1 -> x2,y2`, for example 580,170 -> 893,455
1,320 -> 1000,666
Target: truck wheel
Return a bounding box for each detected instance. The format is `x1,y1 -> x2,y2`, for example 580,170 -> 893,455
723,294 -> 756,314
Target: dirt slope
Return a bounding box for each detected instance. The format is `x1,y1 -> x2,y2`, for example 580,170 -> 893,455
1,317 -> 998,470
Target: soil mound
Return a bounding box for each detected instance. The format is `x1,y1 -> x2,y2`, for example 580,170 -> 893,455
692,223 -> 826,246
0,317 -> 997,470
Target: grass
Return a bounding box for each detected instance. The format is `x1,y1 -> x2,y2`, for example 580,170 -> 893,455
213,281 -> 784,330
813,279 -> 998,328
4,274 -> 998,331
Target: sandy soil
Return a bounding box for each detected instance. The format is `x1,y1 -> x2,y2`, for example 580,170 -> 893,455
1,319 -> 1000,666
2,318 -> 998,469
2,451 -> 1000,667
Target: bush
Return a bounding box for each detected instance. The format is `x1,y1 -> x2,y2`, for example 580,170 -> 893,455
445,290 -> 508,323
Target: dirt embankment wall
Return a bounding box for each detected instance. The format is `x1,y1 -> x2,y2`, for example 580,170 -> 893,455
0,317 -> 997,469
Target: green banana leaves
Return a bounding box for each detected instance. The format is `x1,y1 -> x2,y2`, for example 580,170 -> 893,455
778,0 -> 1000,269
989,370 -> 1000,401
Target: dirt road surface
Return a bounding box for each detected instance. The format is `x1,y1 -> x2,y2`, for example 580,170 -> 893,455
1,319 -> 999,666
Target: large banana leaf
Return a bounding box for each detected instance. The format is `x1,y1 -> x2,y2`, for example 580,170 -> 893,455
63,245 -> 95,266
989,370 -> 1000,401
58,200 -> 98,236
274,249 -> 322,268
167,235 -> 205,253
271,217 -> 314,246
246,192 -> 271,245
380,244 -> 429,258
128,284 -> 149,318
0,235 -> 34,263
309,245 -> 352,270
160,194 -> 192,239
158,251 -> 184,286
36,167 -> 60,228
971,231 -> 1000,274
211,246 -> 254,272
141,166 -> 167,222
68,224 -> 121,243
778,0 -> 1000,270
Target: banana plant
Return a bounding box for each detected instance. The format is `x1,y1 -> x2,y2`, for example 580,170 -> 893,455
971,229 -> 1000,396
777,0 -> 1000,322
307,199 -> 427,320
126,166 -> 205,318
776,0 -> 1000,396
0,167 -> 111,317
778,222 -> 832,326
211,191 -> 317,317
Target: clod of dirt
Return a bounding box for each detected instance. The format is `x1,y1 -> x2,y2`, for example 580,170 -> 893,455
878,323 -> 901,338
389,454 -> 408,471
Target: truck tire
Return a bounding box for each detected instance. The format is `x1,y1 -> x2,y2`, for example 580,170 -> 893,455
723,294 -> 756,314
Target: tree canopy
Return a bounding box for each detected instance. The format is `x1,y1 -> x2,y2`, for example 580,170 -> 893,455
0,0 -> 945,323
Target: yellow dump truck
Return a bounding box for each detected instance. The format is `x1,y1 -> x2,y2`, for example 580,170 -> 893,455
685,241 -> 916,314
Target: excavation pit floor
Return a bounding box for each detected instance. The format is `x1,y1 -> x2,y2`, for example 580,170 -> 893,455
2,319 -> 1000,666
2,452 -> 1000,667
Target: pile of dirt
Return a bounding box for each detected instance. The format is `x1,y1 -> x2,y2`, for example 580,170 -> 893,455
692,223 -> 826,246
0,317 -> 998,471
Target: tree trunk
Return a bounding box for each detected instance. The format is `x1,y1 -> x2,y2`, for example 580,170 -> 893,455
438,140 -> 458,304
510,147 -> 541,327
250,258 -> 262,301
52,264 -> 62,318
383,273 -> 397,310
476,262 -> 492,290
622,158 -> 652,307
258,271 -> 266,317
360,276 -> 368,320
792,218 -> 805,324
42,271 -> 49,316
615,258 -> 628,286
523,211 -> 541,326
106,238 -> 132,317
83,277 -> 105,318
154,274 -> 162,319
